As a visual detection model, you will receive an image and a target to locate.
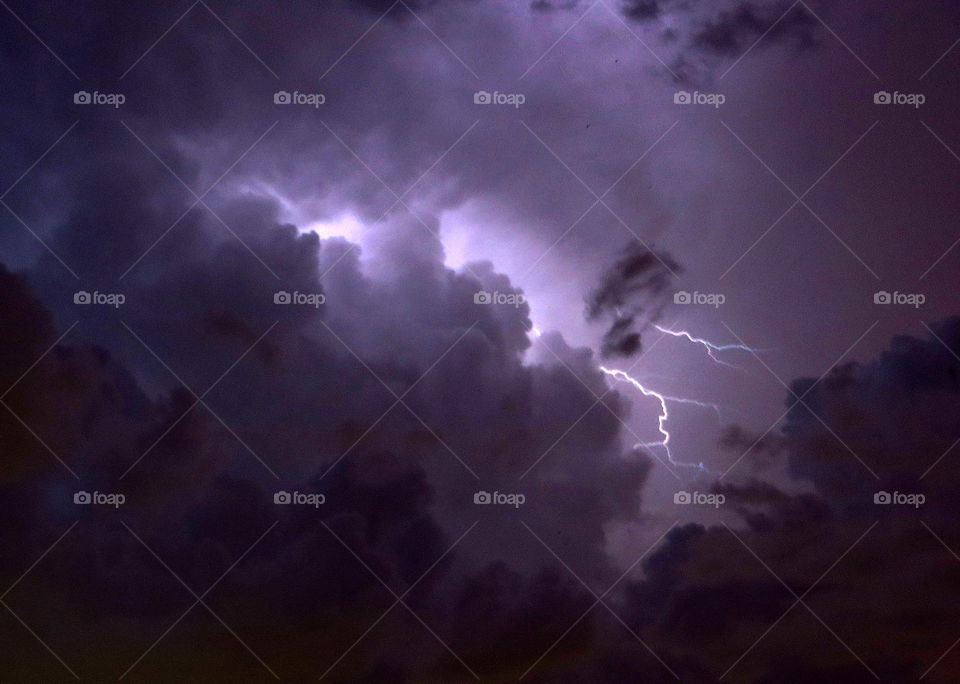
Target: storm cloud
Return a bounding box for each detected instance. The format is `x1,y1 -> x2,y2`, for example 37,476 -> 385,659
2,0 -> 960,680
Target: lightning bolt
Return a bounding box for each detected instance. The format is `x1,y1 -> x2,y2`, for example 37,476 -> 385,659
600,366 -> 717,471
653,324 -> 761,370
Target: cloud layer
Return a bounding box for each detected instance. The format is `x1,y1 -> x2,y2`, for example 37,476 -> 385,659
2,0 -> 960,680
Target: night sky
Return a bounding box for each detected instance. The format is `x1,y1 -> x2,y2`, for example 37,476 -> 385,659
2,0 -> 960,681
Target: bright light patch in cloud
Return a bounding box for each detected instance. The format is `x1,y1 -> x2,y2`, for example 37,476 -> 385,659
302,213 -> 365,242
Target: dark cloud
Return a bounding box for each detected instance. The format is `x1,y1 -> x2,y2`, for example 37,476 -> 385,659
621,0 -> 820,49
2,0 -> 960,679
691,2 -> 818,56
347,0 -> 441,22
0,192 -> 650,678
586,243 -> 680,357
11,214 -> 960,678
531,0 -> 582,11
616,0 -> 823,82
608,320 -> 960,681
621,0 -> 676,21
